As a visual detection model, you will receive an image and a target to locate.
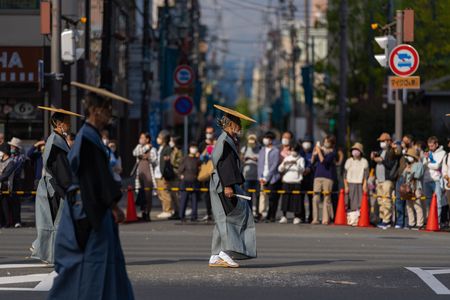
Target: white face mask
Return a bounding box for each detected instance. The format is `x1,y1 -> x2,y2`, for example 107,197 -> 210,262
169,141 -> 175,148
380,142 -> 387,150
263,138 -> 270,146
189,147 -> 198,155
302,142 -> 312,151
102,138 -> 109,146
406,156 -> 414,163
282,138 -> 290,146
402,148 -> 407,155
205,133 -> 213,139
352,150 -> 361,158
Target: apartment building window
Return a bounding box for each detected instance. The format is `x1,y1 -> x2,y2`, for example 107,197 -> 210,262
0,0 -> 39,10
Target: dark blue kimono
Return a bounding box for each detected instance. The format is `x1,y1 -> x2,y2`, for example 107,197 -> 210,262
48,123 -> 134,300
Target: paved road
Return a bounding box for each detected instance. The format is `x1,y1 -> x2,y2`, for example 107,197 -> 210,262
1,209 -> 450,299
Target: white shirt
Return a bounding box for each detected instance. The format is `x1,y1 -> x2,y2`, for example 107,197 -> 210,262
262,147 -> 272,179
441,153 -> 450,190
154,146 -> 163,179
423,146 -> 446,182
278,154 -> 305,183
344,157 -> 369,184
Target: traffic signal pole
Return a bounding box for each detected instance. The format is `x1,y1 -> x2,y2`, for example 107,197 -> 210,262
50,0 -> 62,108
395,10 -> 403,140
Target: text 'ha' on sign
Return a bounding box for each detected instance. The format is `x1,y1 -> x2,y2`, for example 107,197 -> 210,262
173,65 -> 194,87
389,76 -> 420,90
389,44 -> 419,77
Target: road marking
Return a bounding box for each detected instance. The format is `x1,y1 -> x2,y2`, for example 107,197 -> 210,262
0,264 -> 50,269
0,264 -> 56,291
406,267 -> 450,295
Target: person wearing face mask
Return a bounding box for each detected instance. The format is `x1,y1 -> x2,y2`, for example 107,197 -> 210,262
300,138 -> 314,223
441,138 -> 450,228
258,131 -> 281,222
422,136 -> 446,226
48,82 -> 134,300
371,132 -> 399,230
208,105 -> 257,268
0,144 -> 16,228
278,145 -> 305,224
132,132 -> 157,222
393,134 -> 415,229
241,134 -> 260,217
198,127 -> 217,222
344,143 -> 369,213
6,137 -> 26,228
311,135 -> 337,225
402,148 -> 424,230
178,142 -> 201,222
108,141 -> 122,183
280,131 -> 293,161
154,130 -> 177,219
31,106 -> 82,264
26,139 -> 45,189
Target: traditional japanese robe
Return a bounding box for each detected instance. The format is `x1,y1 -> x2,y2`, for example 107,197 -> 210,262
210,131 -> 257,259
48,123 -> 134,300
31,132 -> 71,264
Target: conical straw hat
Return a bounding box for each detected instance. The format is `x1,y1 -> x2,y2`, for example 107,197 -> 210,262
38,106 -> 83,118
214,104 -> 256,123
71,81 -> 133,104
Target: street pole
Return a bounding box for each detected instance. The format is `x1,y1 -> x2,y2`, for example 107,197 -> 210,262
184,115 -> 188,154
395,10 -> 403,140
338,0 -> 348,150
304,0 -> 315,139
50,0 -> 62,107
100,0 -> 112,89
142,0 -> 150,132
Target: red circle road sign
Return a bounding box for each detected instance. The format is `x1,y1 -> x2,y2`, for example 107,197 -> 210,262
174,95 -> 193,116
174,65 -> 194,87
389,44 -> 419,77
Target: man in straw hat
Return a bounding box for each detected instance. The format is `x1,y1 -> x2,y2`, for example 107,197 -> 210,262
30,106 -> 82,264
48,82 -> 134,300
208,104 -> 257,268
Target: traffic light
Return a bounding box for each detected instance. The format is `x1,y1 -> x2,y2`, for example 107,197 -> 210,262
61,29 -> 85,64
374,35 -> 396,68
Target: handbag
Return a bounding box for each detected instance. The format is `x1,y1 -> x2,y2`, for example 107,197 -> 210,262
399,182 -> 415,200
198,160 -> 214,182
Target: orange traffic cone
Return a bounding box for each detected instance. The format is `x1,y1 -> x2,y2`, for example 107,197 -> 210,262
334,189 -> 347,225
126,186 -> 138,223
358,192 -> 372,227
425,193 -> 439,232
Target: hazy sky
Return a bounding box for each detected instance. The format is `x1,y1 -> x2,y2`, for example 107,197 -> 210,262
200,0 -> 307,63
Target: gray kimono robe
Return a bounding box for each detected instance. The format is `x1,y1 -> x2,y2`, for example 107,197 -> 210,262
31,132 -> 70,263
210,131 -> 257,259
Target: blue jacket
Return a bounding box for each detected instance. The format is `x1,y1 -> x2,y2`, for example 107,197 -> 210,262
257,146 -> 281,184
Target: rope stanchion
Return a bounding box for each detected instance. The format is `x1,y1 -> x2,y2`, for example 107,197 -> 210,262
9,188 -> 342,197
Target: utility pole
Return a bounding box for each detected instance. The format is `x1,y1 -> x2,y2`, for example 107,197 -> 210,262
337,0 -> 348,150
304,0 -> 314,140
141,0 -> 150,132
50,0 -> 62,107
288,0 -> 298,125
395,9 -> 403,140
100,0 -> 112,89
